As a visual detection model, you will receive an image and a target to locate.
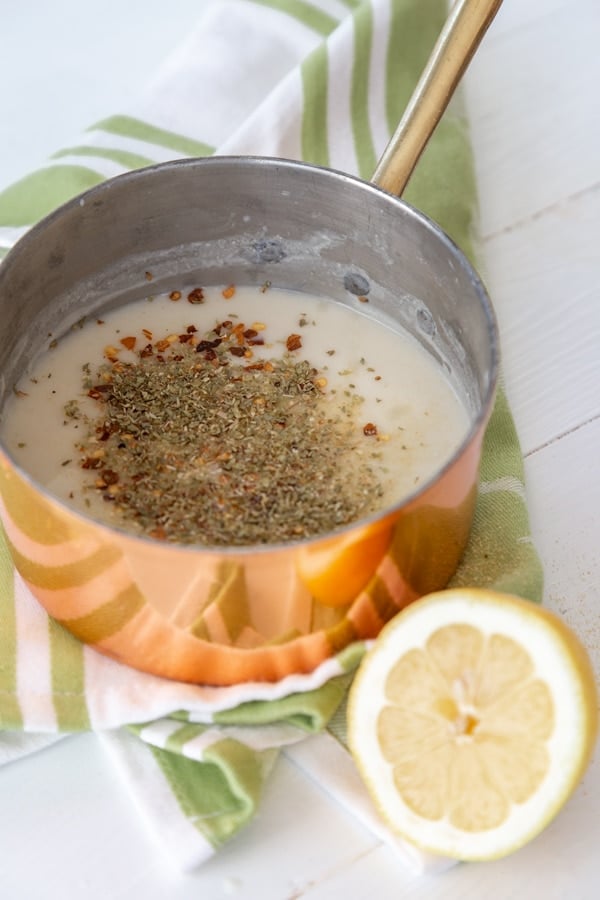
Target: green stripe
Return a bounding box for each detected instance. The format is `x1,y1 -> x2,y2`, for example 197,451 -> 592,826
403,117 -> 478,258
148,738 -> 275,848
203,739 -> 275,843
0,469 -> 74,545
57,583 -> 145,644
8,543 -> 122,591
211,562 -> 250,642
350,2 -> 377,179
0,165 -> 105,227
248,0 -> 338,36
49,617 -> 90,730
326,617 -> 359,655
367,573 -> 401,623
0,528 -> 23,728
88,115 -> 214,158
52,145 -> 155,171
385,0 -> 445,137
213,671 -> 352,732
335,640 -> 366,673
450,388 -> 544,603
384,0 -> 479,249
301,42 -> 330,165
165,722 -> 207,754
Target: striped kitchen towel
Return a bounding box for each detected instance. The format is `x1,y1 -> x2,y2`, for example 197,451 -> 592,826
0,0 -> 543,874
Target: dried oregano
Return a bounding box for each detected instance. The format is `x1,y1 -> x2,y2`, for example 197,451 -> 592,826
67,313 -> 384,545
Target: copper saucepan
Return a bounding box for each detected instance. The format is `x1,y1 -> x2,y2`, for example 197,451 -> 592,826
0,0 -> 501,684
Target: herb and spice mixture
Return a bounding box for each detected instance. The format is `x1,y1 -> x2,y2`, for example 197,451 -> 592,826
69,314 -> 381,544
2,284 -> 470,545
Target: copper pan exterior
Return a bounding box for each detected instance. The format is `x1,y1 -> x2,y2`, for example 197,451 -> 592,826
0,158 -> 498,685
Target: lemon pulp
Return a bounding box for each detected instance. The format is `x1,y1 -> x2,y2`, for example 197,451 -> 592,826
348,589 -> 598,860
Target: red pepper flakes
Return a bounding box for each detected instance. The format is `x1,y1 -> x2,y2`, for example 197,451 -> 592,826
120,336 -> 137,351
142,328 -> 153,341
286,334 -> 302,352
169,290 -> 182,301
88,385 -> 111,400
229,346 -> 246,357
145,271 -> 153,282
232,323 -> 246,344
363,422 -> 378,436
222,284 -> 236,299
103,346 -> 119,362
81,457 -> 103,470
196,338 -> 222,353
140,343 -> 154,358
96,423 -> 116,442
358,296 -> 369,304
187,287 -> 205,304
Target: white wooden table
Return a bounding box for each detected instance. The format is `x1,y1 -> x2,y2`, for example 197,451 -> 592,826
0,1 -> 598,897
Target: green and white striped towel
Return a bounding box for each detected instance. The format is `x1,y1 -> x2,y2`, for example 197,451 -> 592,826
0,0 -> 543,874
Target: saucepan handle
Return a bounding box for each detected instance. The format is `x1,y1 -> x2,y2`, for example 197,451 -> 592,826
371,0 -> 503,196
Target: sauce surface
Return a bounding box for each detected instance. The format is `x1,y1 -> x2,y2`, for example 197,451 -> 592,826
1,284 -> 470,544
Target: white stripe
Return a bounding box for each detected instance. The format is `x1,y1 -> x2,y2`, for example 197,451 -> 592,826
315,0 -> 353,19
13,573 -> 57,730
137,718 -> 324,761
136,719 -> 182,749
369,0 -> 392,156
136,0 -> 322,152
40,156 -> 127,180
246,0 -> 348,28
83,630 -> 347,730
479,475 -> 527,501
99,729 -> 215,871
327,12 -> 359,175
82,129 -> 186,164
186,651 -> 347,721
0,225 -> 29,249
180,723 -> 307,761
217,66 -> 305,159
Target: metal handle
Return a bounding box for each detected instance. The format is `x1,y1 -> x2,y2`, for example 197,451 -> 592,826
371,0 -> 503,196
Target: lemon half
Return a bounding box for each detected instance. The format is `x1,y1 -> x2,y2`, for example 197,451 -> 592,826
347,589 -> 598,861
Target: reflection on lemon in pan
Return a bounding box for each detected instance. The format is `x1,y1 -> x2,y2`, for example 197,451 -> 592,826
297,521 -> 393,607
348,589 -> 598,860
